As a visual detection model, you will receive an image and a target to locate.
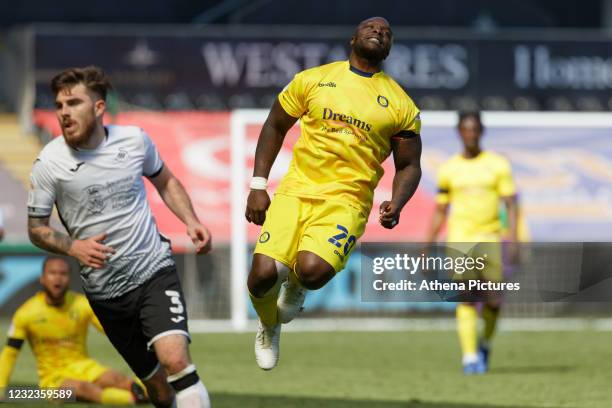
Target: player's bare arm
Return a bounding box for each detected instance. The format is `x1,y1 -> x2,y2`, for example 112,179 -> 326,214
379,134 -> 423,229
28,215 -> 72,253
149,165 -> 212,254
246,99 -> 298,225
28,216 -> 114,269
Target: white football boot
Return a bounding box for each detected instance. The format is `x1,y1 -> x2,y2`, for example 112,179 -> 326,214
277,280 -> 306,323
254,320 -> 281,370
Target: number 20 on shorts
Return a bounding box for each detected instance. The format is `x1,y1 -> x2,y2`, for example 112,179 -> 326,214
328,224 -> 356,256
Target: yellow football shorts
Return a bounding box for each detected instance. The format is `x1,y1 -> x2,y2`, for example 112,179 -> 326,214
40,358 -> 110,389
254,193 -> 367,272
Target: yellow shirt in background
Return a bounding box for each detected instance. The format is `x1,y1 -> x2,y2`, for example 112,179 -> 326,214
4,291 -> 103,382
436,151 -> 516,242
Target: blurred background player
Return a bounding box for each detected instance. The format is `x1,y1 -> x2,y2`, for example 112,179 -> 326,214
27,66 -> 212,407
426,111 -> 519,374
0,256 -> 147,404
245,17 -> 422,370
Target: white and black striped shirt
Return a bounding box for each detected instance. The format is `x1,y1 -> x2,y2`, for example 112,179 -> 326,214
28,125 -> 174,300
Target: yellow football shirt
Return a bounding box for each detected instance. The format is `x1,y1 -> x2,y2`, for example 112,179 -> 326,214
276,60 -> 421,215
5,291 -> 103,382
436,151 -> 516,241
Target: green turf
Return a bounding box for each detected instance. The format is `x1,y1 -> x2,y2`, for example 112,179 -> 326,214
1,321 -> 611,407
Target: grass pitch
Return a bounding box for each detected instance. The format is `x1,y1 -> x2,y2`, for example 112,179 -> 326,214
2,322 -> 611,407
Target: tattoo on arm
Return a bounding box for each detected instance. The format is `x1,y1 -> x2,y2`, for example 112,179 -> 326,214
27,216 -> 73,254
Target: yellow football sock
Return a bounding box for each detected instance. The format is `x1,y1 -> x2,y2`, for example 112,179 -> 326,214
456,303 -> 478,358
482,304 -> 500,343
100,387 -> 134,405
249,280 -> 282,327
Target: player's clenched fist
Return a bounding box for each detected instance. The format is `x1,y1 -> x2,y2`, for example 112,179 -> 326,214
187,223 -> 212,254
379,200 -> 401,229
246,189 -> 271,226
68,232 -> 115,269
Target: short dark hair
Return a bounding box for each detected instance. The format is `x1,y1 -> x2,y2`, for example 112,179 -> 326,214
457,111 -> 484,132
50,66 -> 112,101
42,255 -> 70,274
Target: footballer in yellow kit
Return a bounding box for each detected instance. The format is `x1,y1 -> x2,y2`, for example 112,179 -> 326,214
0,257 -> 146,405
245,17 -> 423,370
427,112 -> 519,375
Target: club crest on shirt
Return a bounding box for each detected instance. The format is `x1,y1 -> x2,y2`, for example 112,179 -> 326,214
115,148 -> 129,162
84,184 -> 107,215
377,95 -> 389,108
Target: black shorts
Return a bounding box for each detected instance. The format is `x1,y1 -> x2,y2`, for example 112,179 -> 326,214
87,265 -> 190,379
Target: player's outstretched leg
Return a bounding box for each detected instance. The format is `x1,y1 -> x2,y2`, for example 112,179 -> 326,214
93,369 -> 148,404
247,254 -> 289,370
153,335 -> 210,408
94,370 -> 149,404
61,379 -> 135,405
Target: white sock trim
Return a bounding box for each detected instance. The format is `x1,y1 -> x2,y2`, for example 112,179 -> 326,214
167,364 -> 196,383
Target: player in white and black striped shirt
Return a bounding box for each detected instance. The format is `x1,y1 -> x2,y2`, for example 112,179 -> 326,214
28,66 -> 212,408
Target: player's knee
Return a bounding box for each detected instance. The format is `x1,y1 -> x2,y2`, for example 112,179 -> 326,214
160,355 -> 191,376
248,256 -> 279,297
296,255 -> 335,290
297,268 -> 332,290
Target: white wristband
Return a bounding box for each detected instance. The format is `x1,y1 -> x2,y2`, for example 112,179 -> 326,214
250,177 -> 268,190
